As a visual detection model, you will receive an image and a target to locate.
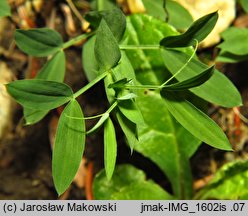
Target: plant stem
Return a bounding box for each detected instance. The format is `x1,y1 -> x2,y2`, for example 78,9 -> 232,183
123,84 -> 159,90
106,100 -> 118,113
73,70 -> 110,99
62,31 -> 95,49
97,0 -> 104,10
160,40 -> 199,87
119,45 -> 161,50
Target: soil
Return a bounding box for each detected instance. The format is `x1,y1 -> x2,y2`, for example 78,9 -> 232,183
1,1 -> 248,200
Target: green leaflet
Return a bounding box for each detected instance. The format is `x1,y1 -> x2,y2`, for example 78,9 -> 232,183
124,14 -> 202,198
24,51 -> 66,125
52,100 -> 85,195
142,0 -> 193,30
217,27 -> 248,62
85,8 -> 126,42
93,164 -> 173,200
195,160 -> 248,199
162,65 -> 214,91
15,28 -> 63,57
104,118 -> 117,180
0,0 -> 11,17
117,93 -> 137,100
94,19 -> 121,72
90,0 -> 117,11
6,79 -> 73,110
160,11 -> 218,48
161,49 -> 242,107
161,91 -> 232,151
116,111 -> 138,151
118,100 -> 145,125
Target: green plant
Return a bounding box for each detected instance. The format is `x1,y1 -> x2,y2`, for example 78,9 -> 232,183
5,2 -> 242,198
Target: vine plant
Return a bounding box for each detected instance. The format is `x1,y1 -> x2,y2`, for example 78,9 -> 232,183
5,7 -> 242,197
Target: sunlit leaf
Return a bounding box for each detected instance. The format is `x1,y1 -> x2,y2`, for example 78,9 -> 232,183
93,164 -> 173,200
162,65 -> 214,91
95,19 -> 121,72
15,28 -> 63,57
161,91 -> 232,151
161,49 -> 242,107
195,160 -> 248,199
160,11 -> 218,47
0,0 -> 11,17
6,79 -> 73,110
104,118 -> 117,180
52,100 -> 85,195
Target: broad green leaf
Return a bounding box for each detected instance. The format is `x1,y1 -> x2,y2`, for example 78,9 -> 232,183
15,28 -> 63,57
52,100 -> 85,195
239,0 -> 248,13
94,19 -> 121,72
160,11 -> 218,48
6,79 -> 73,110
85,8 -> 126,42
87,113 -> 109,135
118,100 -> 145,125
162,65 -> 214,91
142,0 -> 193,30
124,14 -> 202,198
111,181 -> 172,200
218,27 -> 248,56
161,91 -> 232,151
195,160 -> 248,199
24,51 -> 66,124
93,164 -> 173,200
216,52 -> 248,63
0,0 -> 11,17
161,49 -> 242,107
104,118 -> 117,180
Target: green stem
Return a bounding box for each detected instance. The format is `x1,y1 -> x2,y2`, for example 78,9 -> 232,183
123,84 -> 159,90
160,40 -> 199,87
119,45 -> 161,50
73,70 -> 110,98
106,100 -> 118,114
97,0 -> 104,10
62,31 -> 95,49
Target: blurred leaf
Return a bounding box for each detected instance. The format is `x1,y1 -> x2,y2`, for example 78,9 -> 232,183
93,164 -> 173,200
162,65 -> 214,91
90,0 -> 117,11
6,80 -> 73,110
52,100 -> 85,195
216,52 -> 248,63
195,160 -> 248,199
85,8 -> 126,42
0,0 -> 11,17
24,51 -> 66,124
160,11 -> 218,48
104,118 -> 117,180
239,0 -> 248,13
161,91 -> 232,151
142,0 -> 193,29
15,28 -> 63,57
124,14 -> 202,198
161,49 -> 242,107
95,19 -> 121,72
218,27 -> 248,59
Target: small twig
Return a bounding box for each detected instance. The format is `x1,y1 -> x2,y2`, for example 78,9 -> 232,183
85,162 -> 94,200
